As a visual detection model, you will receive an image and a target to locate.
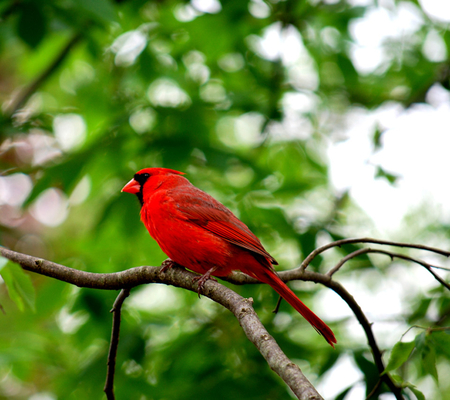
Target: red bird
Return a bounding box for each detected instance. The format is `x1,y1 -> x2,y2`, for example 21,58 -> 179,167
122,167 -> 336,347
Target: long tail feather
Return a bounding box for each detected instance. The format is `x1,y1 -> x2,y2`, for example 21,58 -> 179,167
251,267 -> 336,347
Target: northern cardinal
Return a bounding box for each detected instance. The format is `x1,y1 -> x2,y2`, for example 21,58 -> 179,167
122,167 -> 336,347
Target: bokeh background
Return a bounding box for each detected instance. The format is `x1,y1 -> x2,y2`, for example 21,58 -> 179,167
1,0 -> 450,399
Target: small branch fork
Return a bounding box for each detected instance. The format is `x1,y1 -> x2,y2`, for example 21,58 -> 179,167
224,238 -> 450,400
1,237 -> 449,400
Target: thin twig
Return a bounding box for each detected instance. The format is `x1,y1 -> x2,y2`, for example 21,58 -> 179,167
272,296 -> 283,314
401,325 -> 450,340
104,288 -> 131,400
4,33 -> 83,117
327,248 -> 450,291
327,248 -> 375,276
301,237 -> 450,272
366,378 -> 382,399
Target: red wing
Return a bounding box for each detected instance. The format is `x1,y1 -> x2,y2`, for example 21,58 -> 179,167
175,190 -> 278,265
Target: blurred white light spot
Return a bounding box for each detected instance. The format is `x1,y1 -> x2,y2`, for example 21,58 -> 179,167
349,3 -> 424,74
419,0 -> 450,22
235,112 -> 265,146
217,112 -> 265,148
350,8 -> 393,47
57,307 -> 89,334
317,355 -> 363,399
60,61 -> 95,94
191,0 -> 222,14
53,114 -> 86,151
328,92 -> 450,233
422,29 -> 447,62
147,78 -> 191,108
111,30 -> 147,67
69,175 -> 91,205
349,44 -> 384,75
225,165 -> 255,188
266,92 -> 316,141
282,92 -> 317,114
0,173 -> 32,206
157,54 -> 177,70
29,393 -> 57,400
31,188 -> 69,227
182,50 -> 206,66
426,83 -> 450,108
250,22 -> 304,65
249,0 -> 270,19
347,0 -> 374,5
248,22 -> 318,89
183,51 -> 209,83
199,81 -> 227,103
218,53 -> 245,72
150,38 -> 172,54
23,130 -> 62,166
186,63 -> 210,84
320,26 -> 340,51
129,107 -> 157,134
174,4 -> 202,22
128,285 -> 181,312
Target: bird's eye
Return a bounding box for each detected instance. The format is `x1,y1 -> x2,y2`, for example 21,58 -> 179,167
134,172 -> 151,184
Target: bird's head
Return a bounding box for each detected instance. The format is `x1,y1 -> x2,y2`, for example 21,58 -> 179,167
122,167 -> 185,205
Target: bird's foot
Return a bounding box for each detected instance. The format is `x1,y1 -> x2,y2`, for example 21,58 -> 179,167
193,268 -> 218,298
160,259 -> 182,274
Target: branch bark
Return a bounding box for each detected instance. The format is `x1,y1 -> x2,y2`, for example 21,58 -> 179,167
227,266 -> 404,399
0,246 -> 323,400
104,288 -> 131,400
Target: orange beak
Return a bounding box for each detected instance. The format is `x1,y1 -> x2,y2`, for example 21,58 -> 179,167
121,178 -> 140,194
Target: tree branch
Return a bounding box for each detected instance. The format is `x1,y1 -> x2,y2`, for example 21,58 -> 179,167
300,237 -> 450,272
4,33 -> 83,117
0,247 -> 323,400
327,247 -> 450,290
104,288 -> 131,400
224,268 -> 404,399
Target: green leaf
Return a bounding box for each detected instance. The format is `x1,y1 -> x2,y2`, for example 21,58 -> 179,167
0,258 -> 36,312
334,385 -> 352,400
415,332 -> 438,382
431,331 -> 450,358
415,331 -> 426,349
375,166 -> 399,184
76,0 -> 117,23
353,351 -> 381,397
17,3 -> 47,48
384,340 -> 415,373
405,383 -> 426,400
373,125 -> 384,150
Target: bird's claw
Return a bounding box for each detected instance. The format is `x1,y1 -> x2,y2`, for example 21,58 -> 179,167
160,259 -> 180,274
193,271 -> 217,298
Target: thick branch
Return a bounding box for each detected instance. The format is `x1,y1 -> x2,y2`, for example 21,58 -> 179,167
0,247 -> 323,400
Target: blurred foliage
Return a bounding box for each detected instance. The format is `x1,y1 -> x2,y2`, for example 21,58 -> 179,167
0,0 -> 449,399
